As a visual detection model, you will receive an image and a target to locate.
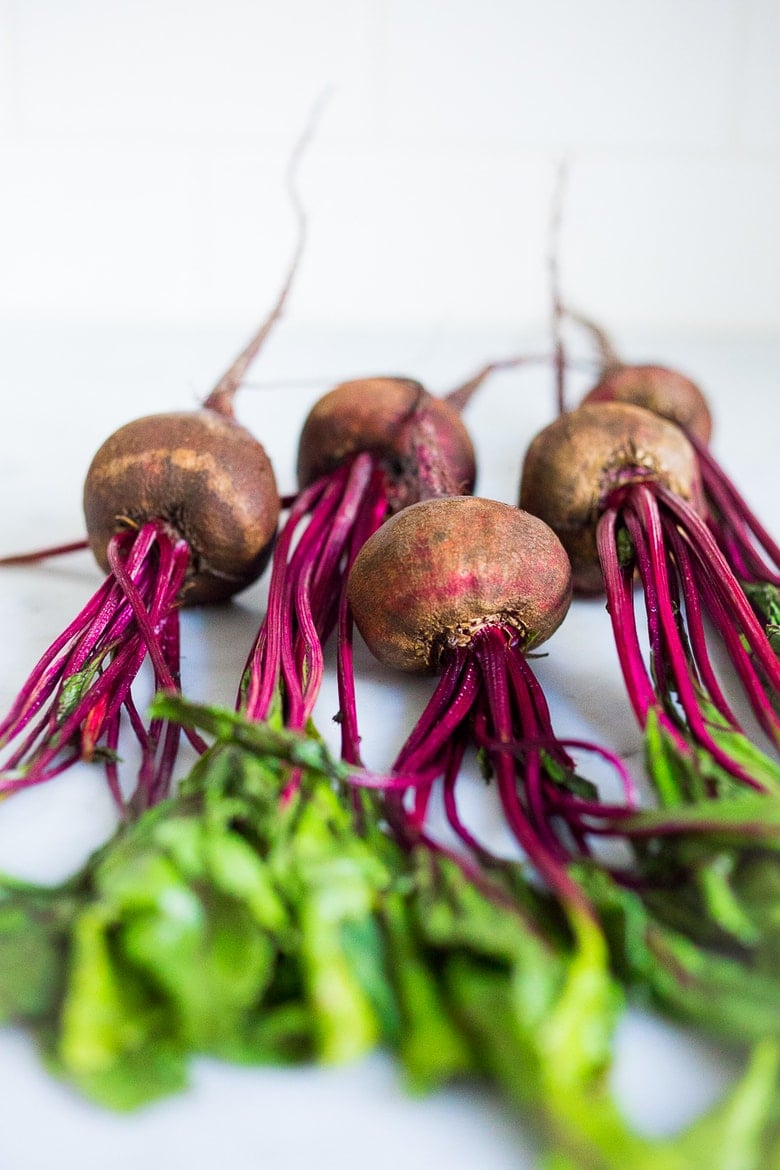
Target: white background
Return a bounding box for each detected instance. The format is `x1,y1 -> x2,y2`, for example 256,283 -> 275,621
0,4 -> 778,1169
1,0 -> 779,333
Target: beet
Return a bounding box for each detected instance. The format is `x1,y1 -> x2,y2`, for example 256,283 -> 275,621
84,406 -> 279,606
582,363 -> 712,445
571,310 -> 780,622
520,399 -> 780,790
0,284 -> 289,808
347,496 -> 570,672
519,401 -> 703,594
338,494 -> 635,912
296,376 -> 476,509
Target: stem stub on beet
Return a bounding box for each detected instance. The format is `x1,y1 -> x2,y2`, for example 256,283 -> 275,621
347,496 -> 572,673
83,409 -> 280,605
519,401 -> 704,594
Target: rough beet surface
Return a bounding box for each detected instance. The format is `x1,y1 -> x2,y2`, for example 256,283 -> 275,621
581,363 -> 713,445
519,401 -> 703,594
296,377 -> 476,510
347,495 -> 572,673
83,409 -> 280,605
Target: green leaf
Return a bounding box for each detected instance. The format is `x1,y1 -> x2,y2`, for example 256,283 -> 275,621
580,865 -> 780,1046
57,901 -> 187,1109
149,695 -> 354,786
0,887 -> 70,1022
673,1041 -> 780,1170
381,886 -> 473,1091
742,582 -> 780,655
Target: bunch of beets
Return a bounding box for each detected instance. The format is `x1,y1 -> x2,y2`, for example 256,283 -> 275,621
1,248 -> 779,1170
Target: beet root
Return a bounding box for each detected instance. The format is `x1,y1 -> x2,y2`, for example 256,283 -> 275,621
347,495 -> 572,673
83,409 -> 280,605
519,401 -> 703,594
519,400 -> 780,789
295,377 -> 476,510
581,363 -> 713,445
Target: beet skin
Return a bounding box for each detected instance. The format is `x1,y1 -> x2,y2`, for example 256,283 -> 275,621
83,409 -> 280,605
347,495 -> 572,673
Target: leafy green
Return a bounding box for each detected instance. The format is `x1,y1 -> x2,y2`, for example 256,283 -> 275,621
0,697 -> 777,1170
742,582 -> 780,656
644,706 -> 780,805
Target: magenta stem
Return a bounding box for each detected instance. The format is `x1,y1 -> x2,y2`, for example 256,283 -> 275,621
656,482 -> 780,693
596,508 -> 657,723
243,452 -> 387,736
0,520 -> 204,807
597,481 -> 779,792
627,488 -> 769,788
689,432 -> 780,585
473,627 -> 594,916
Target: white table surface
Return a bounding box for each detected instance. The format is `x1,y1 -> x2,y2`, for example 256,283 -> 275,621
0,320 -> 776,1169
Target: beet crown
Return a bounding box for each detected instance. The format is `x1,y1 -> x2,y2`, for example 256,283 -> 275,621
83,408 -> 280,605
347,495 -> 572,673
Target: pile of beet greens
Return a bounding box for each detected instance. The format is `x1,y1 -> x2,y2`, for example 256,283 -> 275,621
2,698 -> 778,1170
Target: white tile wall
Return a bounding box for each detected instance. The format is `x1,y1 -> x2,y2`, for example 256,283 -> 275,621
741,0 -> 780,152
0,0 -> 778,331
376,0 -> 741,151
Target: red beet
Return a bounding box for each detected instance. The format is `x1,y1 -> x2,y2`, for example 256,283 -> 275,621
83,403 -> 279,606
519,401 -> 703,594
571,310 -> 780,621
582,363 -> 712,445
0,272 -> 294,810
347,496 -> 569,671
338,495 -> 635,912
520,400 -> 780,791
296,376 -> 476,507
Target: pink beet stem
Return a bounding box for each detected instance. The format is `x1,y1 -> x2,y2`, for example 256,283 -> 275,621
0,539 -> 89,566
662,515 -> 780,745
614,485 -> 775,790
656,482 -> 780,693
689,431 -> 780,585
473,627 -> 595,917
660,515 -> 739,726
242,452 -> 386,734
596,508 -> 658,723
0,520 -> 205,807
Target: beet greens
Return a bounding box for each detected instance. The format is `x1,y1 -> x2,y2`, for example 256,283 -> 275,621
3,692 -> 774,1170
